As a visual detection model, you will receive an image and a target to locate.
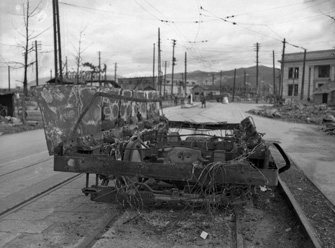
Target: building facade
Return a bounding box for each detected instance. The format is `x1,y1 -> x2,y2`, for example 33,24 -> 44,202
280,49 -> 335,103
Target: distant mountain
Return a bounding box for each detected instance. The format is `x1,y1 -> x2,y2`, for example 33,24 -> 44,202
170,65 -> 280,88
27,65 -> 280,89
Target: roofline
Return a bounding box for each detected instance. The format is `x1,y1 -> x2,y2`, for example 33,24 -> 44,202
278,57 -> 335,63
283,49 -> 335,56
278,49 -> 335,63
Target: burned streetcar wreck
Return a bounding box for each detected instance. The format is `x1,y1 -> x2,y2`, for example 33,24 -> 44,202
34,85 -> 290,206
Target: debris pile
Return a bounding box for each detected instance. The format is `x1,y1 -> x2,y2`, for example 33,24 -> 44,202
0,116 -> 22,126
321,114 -> 335,135
248,103 -> 335,135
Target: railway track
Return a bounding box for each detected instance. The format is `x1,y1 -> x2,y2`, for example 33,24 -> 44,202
0,157 -> 52,178
80,151 -> 330,248
1,104 -> 333,247
0,153 -> 331,247
0,173 -> 82,218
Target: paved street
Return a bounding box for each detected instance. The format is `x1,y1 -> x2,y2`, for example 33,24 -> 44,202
0,129 -> 47,164
0,129 -> 77,214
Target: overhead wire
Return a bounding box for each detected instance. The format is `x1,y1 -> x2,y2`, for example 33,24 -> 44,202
200,6 -> 308,51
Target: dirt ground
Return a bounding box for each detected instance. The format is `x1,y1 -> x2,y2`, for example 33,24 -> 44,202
92,142 -> 335,248
271,146 -> 335,248
93,182 -> 309,248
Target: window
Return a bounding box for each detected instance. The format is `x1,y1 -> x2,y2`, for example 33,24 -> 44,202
318,65 -> 330,78
288,67 -> 299,79
288,84 -> 298,96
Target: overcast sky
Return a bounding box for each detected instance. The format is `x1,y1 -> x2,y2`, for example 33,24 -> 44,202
0,0 -> 334,88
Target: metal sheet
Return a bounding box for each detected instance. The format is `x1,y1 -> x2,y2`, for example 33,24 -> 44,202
34,85 -> 162,155
120,90 -> 132,125
101,87 -> 121,130
33,85 -> 101,155
134,91 -> 147,120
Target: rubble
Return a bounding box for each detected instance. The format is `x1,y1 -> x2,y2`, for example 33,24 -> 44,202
248,103 -> 335,135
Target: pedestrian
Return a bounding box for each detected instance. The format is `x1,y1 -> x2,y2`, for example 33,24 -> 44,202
200,93 -> 206,108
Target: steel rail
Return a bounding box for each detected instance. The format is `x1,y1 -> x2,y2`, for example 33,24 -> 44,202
0,173 -> 82,218
278,177 -> 322,248
0,157 -> 52,178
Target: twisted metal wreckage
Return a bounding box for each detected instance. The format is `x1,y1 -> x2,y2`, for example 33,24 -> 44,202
33,84 -> 290,206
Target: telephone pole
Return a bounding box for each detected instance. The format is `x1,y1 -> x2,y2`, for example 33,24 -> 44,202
280,38 -> 286,98
98,51 -> 101,86
164,61 -> 167,98
171,39 -> 176,96
114,63 -> 117,83
35,40 -> 39,86
301,49 -> 307,101
232,68 -> 236,102
184,52 -> 187,96
8,66 -> 10,91
65,56 -> 68,79
220,70 -> 223,95
255,42 -> 260,103
273,50 -> 276,105
244,69 -> 247,100
158,28 -> 162,96
52,0 -> 63,83
153,43 -> 155,88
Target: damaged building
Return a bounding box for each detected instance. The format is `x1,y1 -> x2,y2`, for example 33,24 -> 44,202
280,49 -> 335,104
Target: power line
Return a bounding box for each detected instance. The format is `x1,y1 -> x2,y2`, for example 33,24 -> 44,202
60,2 -> 156,20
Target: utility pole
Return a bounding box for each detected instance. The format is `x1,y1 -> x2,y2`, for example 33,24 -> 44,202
8,66 -> 10,91
184,52 -> 187,96
220,70 -> 222,95
181,73 -> 184,95
35,40 -> 39,86
280,38 -> 286,98
99,51 -> 101,86
307,67 -> 311,100
158,28 -> 162,96
292,69 -> 296,103
171,39 -> 176,96
232,68 -> 236,102
255,42 -> 260,103
105,64 -> 107,82
153,43 -> 155,88
273,50 -> 276,105
52,0 -> 58,83
114,63 -> 117,83
164,61 -> 167,98
52,0 -> 63,83
244,69 -> 246,100
301,49 -> 307,101
65,56 -> 68,79
212,74 -> 215,86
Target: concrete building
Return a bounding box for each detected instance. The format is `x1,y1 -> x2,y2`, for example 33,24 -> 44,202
280,49 -> 335,104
